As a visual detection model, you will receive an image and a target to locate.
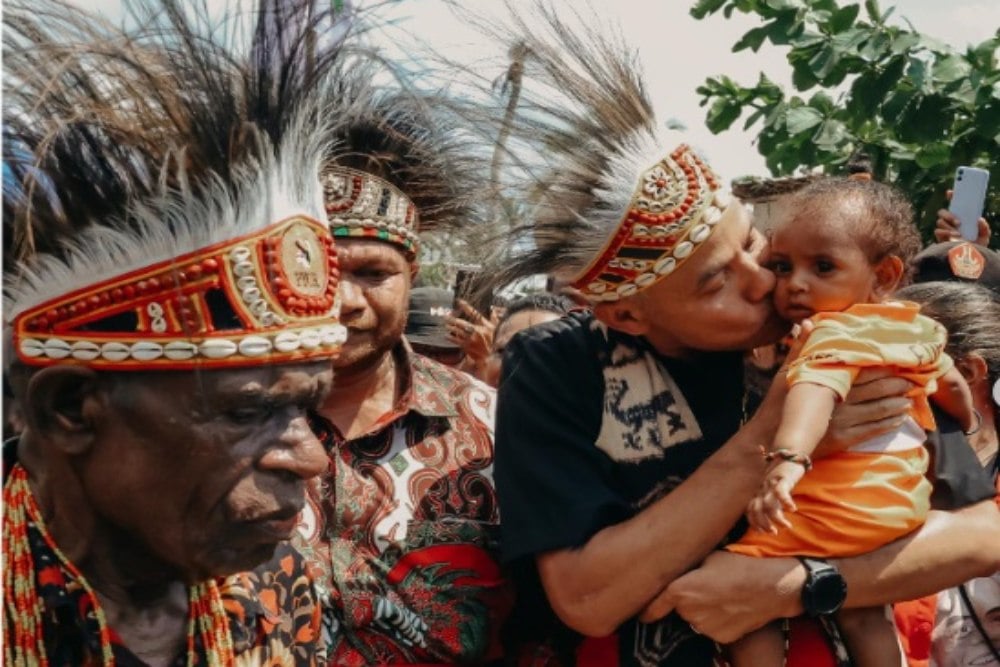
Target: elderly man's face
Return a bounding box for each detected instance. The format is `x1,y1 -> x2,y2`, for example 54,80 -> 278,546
84,361 -> 331,579
630,201 -> 785,356
333,238 -> 411,372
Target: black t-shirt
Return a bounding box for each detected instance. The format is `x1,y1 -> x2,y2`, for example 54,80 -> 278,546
495,311 -> 995,667
925,407 -> 997,510
496,311 -> 743,666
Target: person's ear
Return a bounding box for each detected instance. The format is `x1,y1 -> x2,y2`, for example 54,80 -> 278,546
955,353 -> 988,387
23,366 -> 103,455
593,296 -> 649,337
872,255 -> 904,298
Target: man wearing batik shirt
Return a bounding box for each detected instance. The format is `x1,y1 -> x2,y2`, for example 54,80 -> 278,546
290,89 -> 510,665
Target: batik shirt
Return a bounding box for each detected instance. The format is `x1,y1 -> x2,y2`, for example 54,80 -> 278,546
294,344 -> 510,666
24,529 -> 321,666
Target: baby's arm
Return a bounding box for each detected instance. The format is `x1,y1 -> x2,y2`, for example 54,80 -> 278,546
749,381 -> 838,533
931,366 -> 977,433
773,381 -> 840,456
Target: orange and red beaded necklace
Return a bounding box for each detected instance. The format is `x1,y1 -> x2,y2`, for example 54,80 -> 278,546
3,464 -> 236,666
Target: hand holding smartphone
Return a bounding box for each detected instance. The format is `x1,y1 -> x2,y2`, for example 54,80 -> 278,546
452,265 -> 479,310
949,166 -> 989,242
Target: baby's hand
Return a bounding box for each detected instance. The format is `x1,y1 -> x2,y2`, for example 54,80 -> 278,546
747,461 -> 805,534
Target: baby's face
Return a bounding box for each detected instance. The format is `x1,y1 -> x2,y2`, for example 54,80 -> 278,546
767,215 -> 879,322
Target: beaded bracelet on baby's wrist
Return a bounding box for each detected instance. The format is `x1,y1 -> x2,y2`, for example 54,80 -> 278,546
759,446 -> 813,471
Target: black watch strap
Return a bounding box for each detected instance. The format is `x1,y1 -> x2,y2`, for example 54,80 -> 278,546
799,556 -> 836,577
798,556 -> 847,617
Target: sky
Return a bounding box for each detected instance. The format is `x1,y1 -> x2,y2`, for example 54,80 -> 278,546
68,0 -> 1000,180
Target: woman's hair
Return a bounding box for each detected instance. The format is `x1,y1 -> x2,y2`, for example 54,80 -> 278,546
895,281 -> 1000,396
498,293 -> 575,328
786,177 -> 922,282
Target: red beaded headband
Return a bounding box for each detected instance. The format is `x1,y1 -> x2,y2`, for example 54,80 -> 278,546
12,215 -> 345,370
322,166 -> 420,258
572,144 -> 731,301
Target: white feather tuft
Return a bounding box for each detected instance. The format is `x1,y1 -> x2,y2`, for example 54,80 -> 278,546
4,106 -> 333,322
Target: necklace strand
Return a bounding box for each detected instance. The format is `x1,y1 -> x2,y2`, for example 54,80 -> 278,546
2,464 -> 235,666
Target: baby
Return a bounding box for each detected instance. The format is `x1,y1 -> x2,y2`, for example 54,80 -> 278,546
727,178 -> 977,667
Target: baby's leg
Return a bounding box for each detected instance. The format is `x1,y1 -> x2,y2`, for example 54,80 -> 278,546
837,606 -> 905,667
727,622 -> 786,667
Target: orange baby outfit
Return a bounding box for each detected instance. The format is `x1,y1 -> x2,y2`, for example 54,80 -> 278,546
730,302 -> 950,559
787,302 -> 951,430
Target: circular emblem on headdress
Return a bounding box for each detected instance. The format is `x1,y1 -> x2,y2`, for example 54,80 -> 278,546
278,222 -> 330,297
638,162 -> 688,213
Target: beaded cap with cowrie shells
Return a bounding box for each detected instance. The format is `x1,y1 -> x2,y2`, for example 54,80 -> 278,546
4,89 -> 348,371
9,213 -> 346,371
3,0 -> 353,371
572,144 -> 729,301
316,68 -> 482,263
453,4 -> 737,302
322,166 -> 421,257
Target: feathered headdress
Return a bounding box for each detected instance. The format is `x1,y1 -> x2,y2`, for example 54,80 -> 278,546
2,0 -> 361,370
455,3 -> 733,301
317,60 -> 482,261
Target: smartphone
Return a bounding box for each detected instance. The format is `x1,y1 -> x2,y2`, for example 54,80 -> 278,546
949,166 -> 989,241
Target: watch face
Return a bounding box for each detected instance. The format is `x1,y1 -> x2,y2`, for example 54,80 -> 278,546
807,570 -> 848,616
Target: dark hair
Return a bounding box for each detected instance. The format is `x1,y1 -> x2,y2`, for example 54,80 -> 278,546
787,177 -> 922,282
846,151 -> 873,177
498,293 -> 575,327
895,281 -> 1000,398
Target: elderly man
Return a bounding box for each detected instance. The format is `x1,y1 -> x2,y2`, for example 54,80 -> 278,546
478,11 -> 1000,666
289,83 -> 509,664
2,0 -> 351,663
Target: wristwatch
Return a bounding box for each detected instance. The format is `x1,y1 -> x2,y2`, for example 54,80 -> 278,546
798,557 -> 847,617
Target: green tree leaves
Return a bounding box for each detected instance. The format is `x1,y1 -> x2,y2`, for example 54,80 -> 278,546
785,106 -> 825,133
693,0 -> 1000,245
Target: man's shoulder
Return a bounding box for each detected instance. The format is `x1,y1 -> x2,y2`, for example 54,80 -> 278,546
498,310 -> 611,415
413,352 -> 495,393
409,351 -> 497,430
506,309 -> 605,361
